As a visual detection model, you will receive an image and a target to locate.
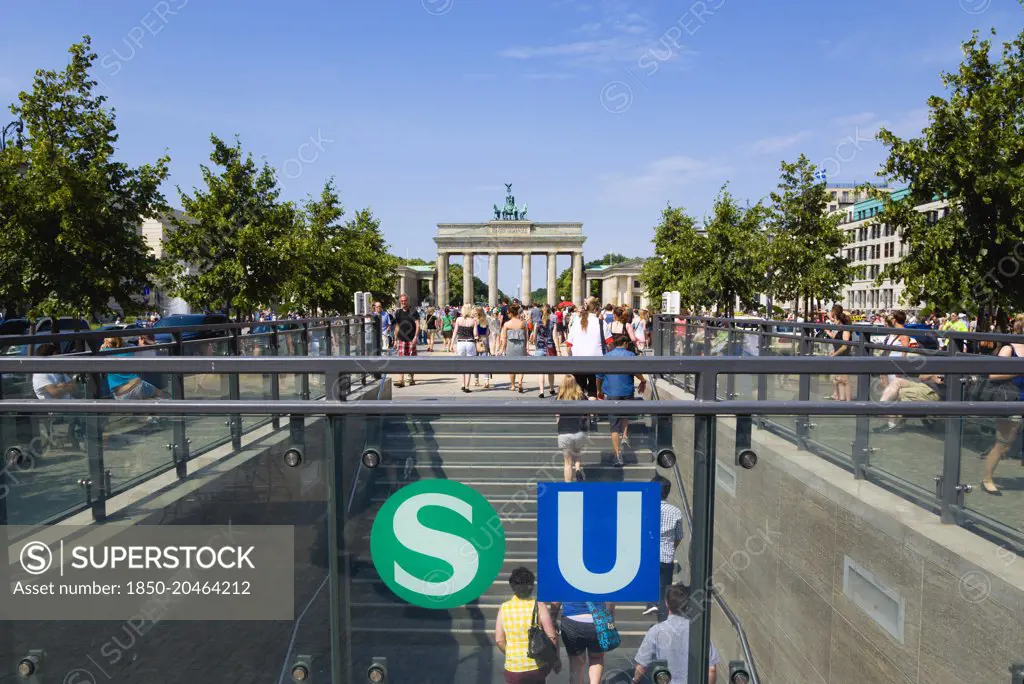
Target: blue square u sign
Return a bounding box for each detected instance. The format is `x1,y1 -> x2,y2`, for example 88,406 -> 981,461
536,482 -> 660,603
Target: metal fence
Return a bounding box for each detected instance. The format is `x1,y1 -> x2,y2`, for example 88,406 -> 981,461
653,314 -> 1024,553
0,316 -> 382,524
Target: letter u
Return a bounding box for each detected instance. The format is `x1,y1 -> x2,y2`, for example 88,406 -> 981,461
556,491 -> 642,593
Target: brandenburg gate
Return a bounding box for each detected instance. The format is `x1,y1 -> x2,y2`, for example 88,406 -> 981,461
434,184 -> 586,307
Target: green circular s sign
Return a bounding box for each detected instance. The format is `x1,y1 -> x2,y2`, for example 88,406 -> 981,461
370,480 -> 506,609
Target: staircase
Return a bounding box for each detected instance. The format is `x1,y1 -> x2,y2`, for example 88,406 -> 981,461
346,413 -> 660,683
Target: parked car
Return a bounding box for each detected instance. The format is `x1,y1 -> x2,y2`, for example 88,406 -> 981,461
35,317 -> 95,353
152,313 -> 229,344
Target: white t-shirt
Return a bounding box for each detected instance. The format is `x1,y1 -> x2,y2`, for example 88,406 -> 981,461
567,315 -> 605,357
33,373 -> 72,400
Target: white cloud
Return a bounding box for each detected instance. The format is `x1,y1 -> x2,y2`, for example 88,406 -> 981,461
520,71 -> 575,80
599,155 -> 732,204
748,130 -> 812,155
829,112 -> 876,128
498,0 -> 698,73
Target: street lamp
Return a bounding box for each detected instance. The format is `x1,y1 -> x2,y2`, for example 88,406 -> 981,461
1,119 -> 24,152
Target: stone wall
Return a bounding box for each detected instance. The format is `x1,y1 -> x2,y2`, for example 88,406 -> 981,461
659,385 -> 1024,684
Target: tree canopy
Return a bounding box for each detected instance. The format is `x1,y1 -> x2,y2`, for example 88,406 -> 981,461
765,155 -> 853,316
0,36 -> 169,318
159,135 -> 294,317
871,27 -> 1024,320
640,192 -> 767,316
282,180 -> 398,314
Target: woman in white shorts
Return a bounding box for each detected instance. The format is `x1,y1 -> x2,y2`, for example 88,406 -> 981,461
454,304 -> 479,393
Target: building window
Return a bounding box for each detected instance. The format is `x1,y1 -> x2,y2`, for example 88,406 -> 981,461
842,191 -> 850,203
633,279 -> 641,288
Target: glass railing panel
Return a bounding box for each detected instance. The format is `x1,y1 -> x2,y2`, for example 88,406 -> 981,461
180,339 -> 233,454
959,401 -> 1024,539
275,330 -> 305,399
2,411 -> 334,681
339,410 -> 709,683
238,333 -> 278,401
865,371 -> 950,501
2,411 -> 94,524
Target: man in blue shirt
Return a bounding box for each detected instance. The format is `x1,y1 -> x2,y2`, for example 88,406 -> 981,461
633,584 -> 719,684
597,334 -> 646,466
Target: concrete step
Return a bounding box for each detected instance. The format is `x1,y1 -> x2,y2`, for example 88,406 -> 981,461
349,598 -> 657,624
348,615 -> 653,641
372,448 -> 657,468
367,462 -> 658,482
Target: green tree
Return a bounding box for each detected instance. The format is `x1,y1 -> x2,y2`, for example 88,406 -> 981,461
0,36 -> 169,318
871,28 -> 1024,325
343,207 -> 399,310
700,186 -> 769,317
641,205 -> 706,310
281,179 -> 398,314
766,155 -> 853,317
160,135 -> 295,318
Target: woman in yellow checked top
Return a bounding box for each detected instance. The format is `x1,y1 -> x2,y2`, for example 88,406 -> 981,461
494,566 -> 562,682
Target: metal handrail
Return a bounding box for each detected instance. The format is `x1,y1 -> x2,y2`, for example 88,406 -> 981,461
2,355 -> 1023,373
0,398 -> 1019,416
0,315 -> 363,346
659,314 -> 1024,345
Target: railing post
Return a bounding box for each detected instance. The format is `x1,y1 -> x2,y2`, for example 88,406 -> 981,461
725,323 -> 737,401
270,325 -> 281,430
797,328 -> 813,447
851,338 -> 871,480
939,342 -> 964,524
689,372 -> 717,684
324,318 -> 334,357
341,318 -> 351,357
228,326 -> 242,451
653,315 -> 664,357
299,321 -> 310,401
756,323 -> 770,428
170,332 -> 189,479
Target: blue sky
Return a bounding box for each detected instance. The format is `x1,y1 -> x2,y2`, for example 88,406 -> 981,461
2,0 -> 1022,295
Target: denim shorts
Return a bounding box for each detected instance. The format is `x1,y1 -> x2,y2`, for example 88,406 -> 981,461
605,394 -> 634,427
114,379 -> 159,400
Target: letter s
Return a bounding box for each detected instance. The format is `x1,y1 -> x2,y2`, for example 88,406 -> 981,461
391,493 -> 478,597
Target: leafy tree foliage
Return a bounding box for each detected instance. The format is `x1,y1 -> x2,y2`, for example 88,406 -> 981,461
641,205 -> 706,310
765,155 -> 853,317
640,193 -> 767,316
700,186 -> 769,317
342,207 -> 399,310
0,36 -> 169,318
281,179 -> 399,314
160,135 -> 295,317
872,28 -> 1024,320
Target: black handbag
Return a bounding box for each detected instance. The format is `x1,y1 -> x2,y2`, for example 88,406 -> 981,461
527,601 -> 558,665
966,376 -> 1020,403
